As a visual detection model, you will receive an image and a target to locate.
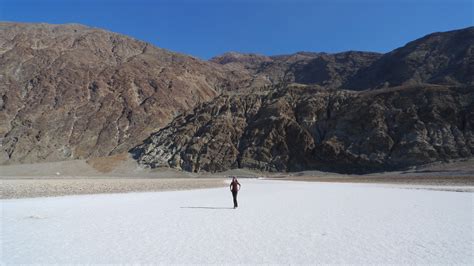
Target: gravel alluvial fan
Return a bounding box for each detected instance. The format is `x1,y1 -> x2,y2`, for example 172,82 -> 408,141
1,22 -> 473,173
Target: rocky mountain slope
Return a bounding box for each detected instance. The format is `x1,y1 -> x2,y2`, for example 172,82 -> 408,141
212,27 -> 474,90
211,51 -> 382,89
0,22 -> 250,164
1,23 -> 473,173
133,84 -> 473,173
132,27 -> 474,173
346,27 -> 474,89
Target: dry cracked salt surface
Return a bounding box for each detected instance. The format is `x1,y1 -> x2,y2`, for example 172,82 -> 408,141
1,179 -> 473,264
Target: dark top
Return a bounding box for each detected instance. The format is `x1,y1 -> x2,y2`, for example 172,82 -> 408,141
230,180 -> 241,192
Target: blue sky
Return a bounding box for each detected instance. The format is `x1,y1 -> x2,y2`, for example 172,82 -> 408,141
1,0 -> 472,59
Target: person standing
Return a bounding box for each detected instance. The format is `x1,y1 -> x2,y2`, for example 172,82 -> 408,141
230,176 -> 241,209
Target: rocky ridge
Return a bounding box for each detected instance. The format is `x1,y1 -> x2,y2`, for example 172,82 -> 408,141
133,84 -> 474,173
345,27 -> 474,89
211,51 -> 382,89
0,22 -> 250,164
212,27 -> 474,90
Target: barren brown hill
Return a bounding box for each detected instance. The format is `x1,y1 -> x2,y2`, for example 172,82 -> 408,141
0,22 -> 250,164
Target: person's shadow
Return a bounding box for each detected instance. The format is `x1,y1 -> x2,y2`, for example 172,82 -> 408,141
180,207 -> 234,210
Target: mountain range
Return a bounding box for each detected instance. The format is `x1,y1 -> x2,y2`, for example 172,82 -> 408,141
1,22 -> 473,173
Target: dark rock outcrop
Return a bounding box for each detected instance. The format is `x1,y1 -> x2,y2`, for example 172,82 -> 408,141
133,85 -> 474,173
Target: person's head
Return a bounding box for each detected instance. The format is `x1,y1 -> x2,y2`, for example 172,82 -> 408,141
232,176 -> 236,181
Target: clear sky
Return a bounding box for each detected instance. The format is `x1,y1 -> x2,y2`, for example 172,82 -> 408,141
1,0 -> 472,59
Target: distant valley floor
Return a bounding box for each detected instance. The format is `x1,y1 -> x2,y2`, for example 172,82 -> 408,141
1,156 -> 473,198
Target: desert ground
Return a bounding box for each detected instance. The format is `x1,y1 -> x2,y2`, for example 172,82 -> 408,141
1,154 -> 473,198
2,155 -> 473,264
2,179 -> 472,264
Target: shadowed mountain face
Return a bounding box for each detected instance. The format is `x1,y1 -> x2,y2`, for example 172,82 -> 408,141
211,51 -> 382,89
212,27 -> 474,90
1,22 -> 473,173
0,23 -> 250,164
132,85 -> 474,173
345,27 -> 474,89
